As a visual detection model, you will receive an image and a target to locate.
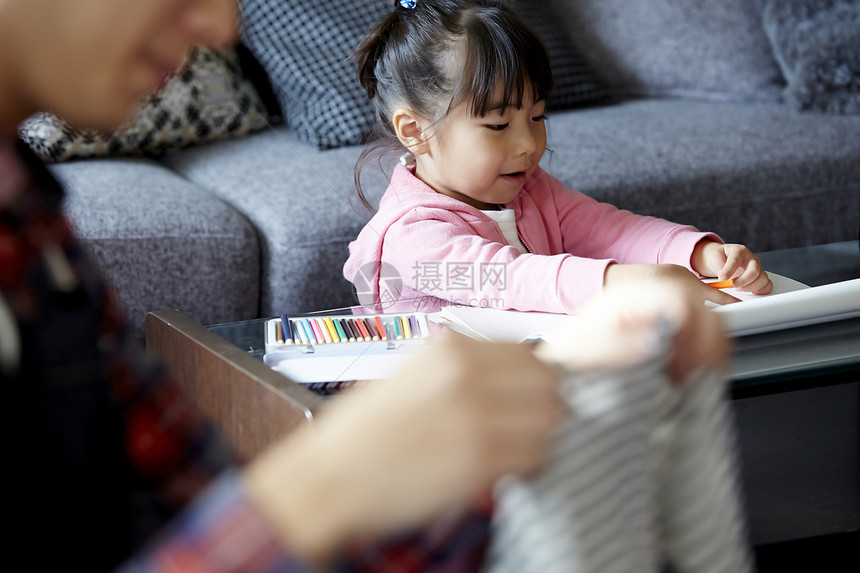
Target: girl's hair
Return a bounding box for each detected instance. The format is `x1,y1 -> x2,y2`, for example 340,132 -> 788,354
353,0 -> 554,210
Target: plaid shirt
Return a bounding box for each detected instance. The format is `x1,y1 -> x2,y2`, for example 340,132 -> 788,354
1,136 -> 490,572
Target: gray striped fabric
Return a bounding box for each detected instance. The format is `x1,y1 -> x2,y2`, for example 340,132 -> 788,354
485,356 -> 753,573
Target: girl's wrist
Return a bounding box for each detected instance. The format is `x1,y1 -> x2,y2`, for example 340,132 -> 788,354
691,239 -> 718,277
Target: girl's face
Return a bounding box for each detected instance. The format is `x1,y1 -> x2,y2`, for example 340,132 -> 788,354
413,86 -> 547,211
0,0 -> 237,133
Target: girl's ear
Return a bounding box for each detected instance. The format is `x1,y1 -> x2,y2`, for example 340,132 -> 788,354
392,108 -> 430,155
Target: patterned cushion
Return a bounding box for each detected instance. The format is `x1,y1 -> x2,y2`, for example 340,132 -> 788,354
762,0 -> 860,114
19,47 -> 270,163
239,0 -> 390,150
239,0 -> 609,150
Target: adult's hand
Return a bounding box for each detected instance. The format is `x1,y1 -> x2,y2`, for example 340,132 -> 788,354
540,277 -> 731,383
604,262 -> 741,306
244,335 -> 562,563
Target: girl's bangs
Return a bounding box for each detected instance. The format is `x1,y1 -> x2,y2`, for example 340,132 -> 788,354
458,14 -> 553,117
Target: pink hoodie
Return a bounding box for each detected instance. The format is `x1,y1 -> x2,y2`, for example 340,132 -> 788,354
344,164 -> 720,314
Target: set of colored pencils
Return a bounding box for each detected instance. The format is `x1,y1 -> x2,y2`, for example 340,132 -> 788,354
273,313 -> 425,345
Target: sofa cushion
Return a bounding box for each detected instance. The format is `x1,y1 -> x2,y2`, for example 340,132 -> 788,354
164,128 -> 381,316
50,158 -> 260,333
20,47 -> 270,162
547,0 -> 786,103
239,0 -> 610,149
513,0 -> 612,111
168,100 -> 860,321
762,0 -> 860,114
543,99 -> 860,251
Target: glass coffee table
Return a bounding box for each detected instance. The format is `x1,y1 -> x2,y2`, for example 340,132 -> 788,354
145,240 -> 860,563
202,311 -> 860,396
199,241 -> 860,393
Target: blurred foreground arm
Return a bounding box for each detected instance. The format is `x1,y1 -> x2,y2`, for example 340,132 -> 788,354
244,336 -> 563,564
130,279 -> 728,570
245,278 -> 730,564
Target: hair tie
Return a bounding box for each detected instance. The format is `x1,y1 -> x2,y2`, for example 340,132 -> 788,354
399,0 -> 417,8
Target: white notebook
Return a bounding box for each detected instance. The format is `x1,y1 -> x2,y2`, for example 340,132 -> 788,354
429,274 -> 860,340
712,276 -> 860,336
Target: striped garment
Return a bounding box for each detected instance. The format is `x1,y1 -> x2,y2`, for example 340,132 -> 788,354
485,353 -> 753,573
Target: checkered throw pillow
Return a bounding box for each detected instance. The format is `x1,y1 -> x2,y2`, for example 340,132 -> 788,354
240,0 -> 391,150
240,0 -> 609,150
19,47 -> 270,163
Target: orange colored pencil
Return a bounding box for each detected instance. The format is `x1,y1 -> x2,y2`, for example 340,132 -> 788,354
353,318 -> 372,341
708,279 -> 734,289
374,316 -> 388,340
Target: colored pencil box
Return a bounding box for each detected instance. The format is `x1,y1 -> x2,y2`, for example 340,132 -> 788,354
263,312 -> 432,384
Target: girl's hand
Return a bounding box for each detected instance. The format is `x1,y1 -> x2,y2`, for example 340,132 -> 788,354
604,262 -> 740,306
692,240 -> 773,294
244,335 -> 562,563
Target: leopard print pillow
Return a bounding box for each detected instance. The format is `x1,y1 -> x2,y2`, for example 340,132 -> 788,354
19,47 -> 271,162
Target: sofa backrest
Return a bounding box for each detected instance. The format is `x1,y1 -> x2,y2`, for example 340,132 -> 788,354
547,0 -> 785,104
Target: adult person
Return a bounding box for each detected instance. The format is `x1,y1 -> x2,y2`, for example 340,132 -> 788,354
0,0 -> 728,570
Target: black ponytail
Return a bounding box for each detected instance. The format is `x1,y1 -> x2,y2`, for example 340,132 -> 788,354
353,10 -> 400,100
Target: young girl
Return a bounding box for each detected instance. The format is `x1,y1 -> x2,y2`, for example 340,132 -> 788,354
344,0 -> 772,314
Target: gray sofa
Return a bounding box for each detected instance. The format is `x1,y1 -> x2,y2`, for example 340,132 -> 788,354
48,0 -> 860,334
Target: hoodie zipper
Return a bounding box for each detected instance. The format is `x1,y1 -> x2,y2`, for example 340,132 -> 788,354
516,226 -> 533,254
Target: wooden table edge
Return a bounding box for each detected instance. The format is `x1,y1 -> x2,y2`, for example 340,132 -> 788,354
145,309 -> 326,460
